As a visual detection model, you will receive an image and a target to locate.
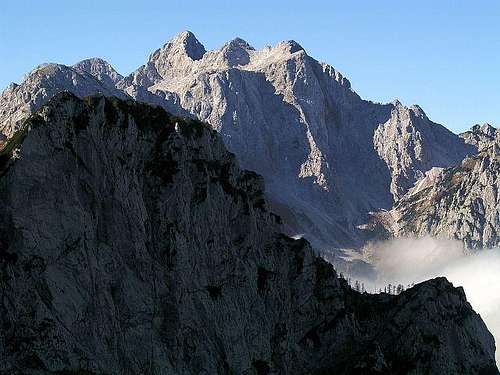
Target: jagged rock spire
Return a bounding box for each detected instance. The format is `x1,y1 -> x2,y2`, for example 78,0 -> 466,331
159,30 -> 206,61
73,57 -> 123,89
220,37 -> 254,66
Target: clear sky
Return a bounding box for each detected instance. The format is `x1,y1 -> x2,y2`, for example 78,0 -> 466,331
1,0 -> 499,133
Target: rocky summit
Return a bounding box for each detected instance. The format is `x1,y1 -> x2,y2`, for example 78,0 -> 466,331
117,31 -> 477,250
461,123 -> 500,151
0,31 -> 479,252
380,139 -> 500,249
0,93 -> 496,374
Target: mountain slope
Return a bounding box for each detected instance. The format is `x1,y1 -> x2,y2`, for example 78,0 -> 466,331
0,32 -> 477,250
117,31 -> 476,249
72,57 -> 124,90
461,123 -> 499,151
0,93 -> 496,374
382,138 -> 500,249
0,62 -> 128,139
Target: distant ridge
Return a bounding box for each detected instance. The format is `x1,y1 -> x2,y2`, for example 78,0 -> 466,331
0,31 -> 485,252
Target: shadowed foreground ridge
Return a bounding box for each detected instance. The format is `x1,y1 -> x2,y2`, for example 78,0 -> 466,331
0,93 -> 497,374
0,32 -> 478,251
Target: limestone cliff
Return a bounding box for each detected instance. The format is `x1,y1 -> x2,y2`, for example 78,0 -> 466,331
385,140 -> 500,249
0,93 -> 496,374
0,32 -> 475,250
461,123 -> 499,151
118,31 -> 475,249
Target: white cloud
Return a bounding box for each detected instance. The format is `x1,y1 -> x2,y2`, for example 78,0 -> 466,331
362,236 -> 500,364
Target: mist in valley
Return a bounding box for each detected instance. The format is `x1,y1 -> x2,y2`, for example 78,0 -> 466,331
357,236 -> 500,363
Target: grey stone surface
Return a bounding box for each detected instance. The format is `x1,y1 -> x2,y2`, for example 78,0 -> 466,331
461,123 -> 499,151
0,62 -> 128,138
73,57 -> 124,91
0,93 -> 496,374
118,32 -> 476,250
382,138 -> 500,249
0,31 -> 476,251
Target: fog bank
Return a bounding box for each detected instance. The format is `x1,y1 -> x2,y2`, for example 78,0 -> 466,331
363,236 -> 500,363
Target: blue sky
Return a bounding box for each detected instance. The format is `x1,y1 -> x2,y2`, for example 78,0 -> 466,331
1,0 -> 499,133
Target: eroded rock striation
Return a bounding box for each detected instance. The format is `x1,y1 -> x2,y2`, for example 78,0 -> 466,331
461,123 -> 499,151
0,62 -> 128,139
72,57 -> 124,91
383,138 -> 500,249
117,31 -> 476,249
0,94 -> 496,374
0,31 -> 476,250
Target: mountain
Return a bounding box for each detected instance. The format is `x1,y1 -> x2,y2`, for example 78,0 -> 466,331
0,93 -> 496,374
0,62 -> 128,139
461,123 -> 499,151
118,31 -> 476,250
72,57 -> 124,90
379,136 -> 500,249
0,31 -> 476,251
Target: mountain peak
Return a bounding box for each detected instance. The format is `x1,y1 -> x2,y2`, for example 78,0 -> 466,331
479,123 -> 496,136
21,63 -> 75,83
224,37 -> 254,50
30,62 -> 63,74
469,123 -> 497,137
409,104 -> 427,119
220,37 -> 254,66
74,57 -> 111,67
277,40 -> 304,54
166,30 -> 206,61
391,99 -> 404,108
390,101 -> 427,119
461,123 -> 498,151
73,58 -> 122,87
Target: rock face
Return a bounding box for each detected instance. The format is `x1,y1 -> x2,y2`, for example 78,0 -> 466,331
0,63 -> 128,139
461,123 -> 499,151
118,31 -> 476,249
373,102 -> 477,199
73,57 -> 124,91
0,31 -> 476,250
0,94 -> 496,374
385,140 -> 500,249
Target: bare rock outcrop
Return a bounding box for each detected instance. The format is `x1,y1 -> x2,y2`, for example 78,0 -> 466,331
0,62 -> 128,138
0,93 -> 496,374
461,123 -> 499,151
73,57 -> 124,90
117,31 -> 475,249
0,31 -> 477,250
385,140 -> 500,249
